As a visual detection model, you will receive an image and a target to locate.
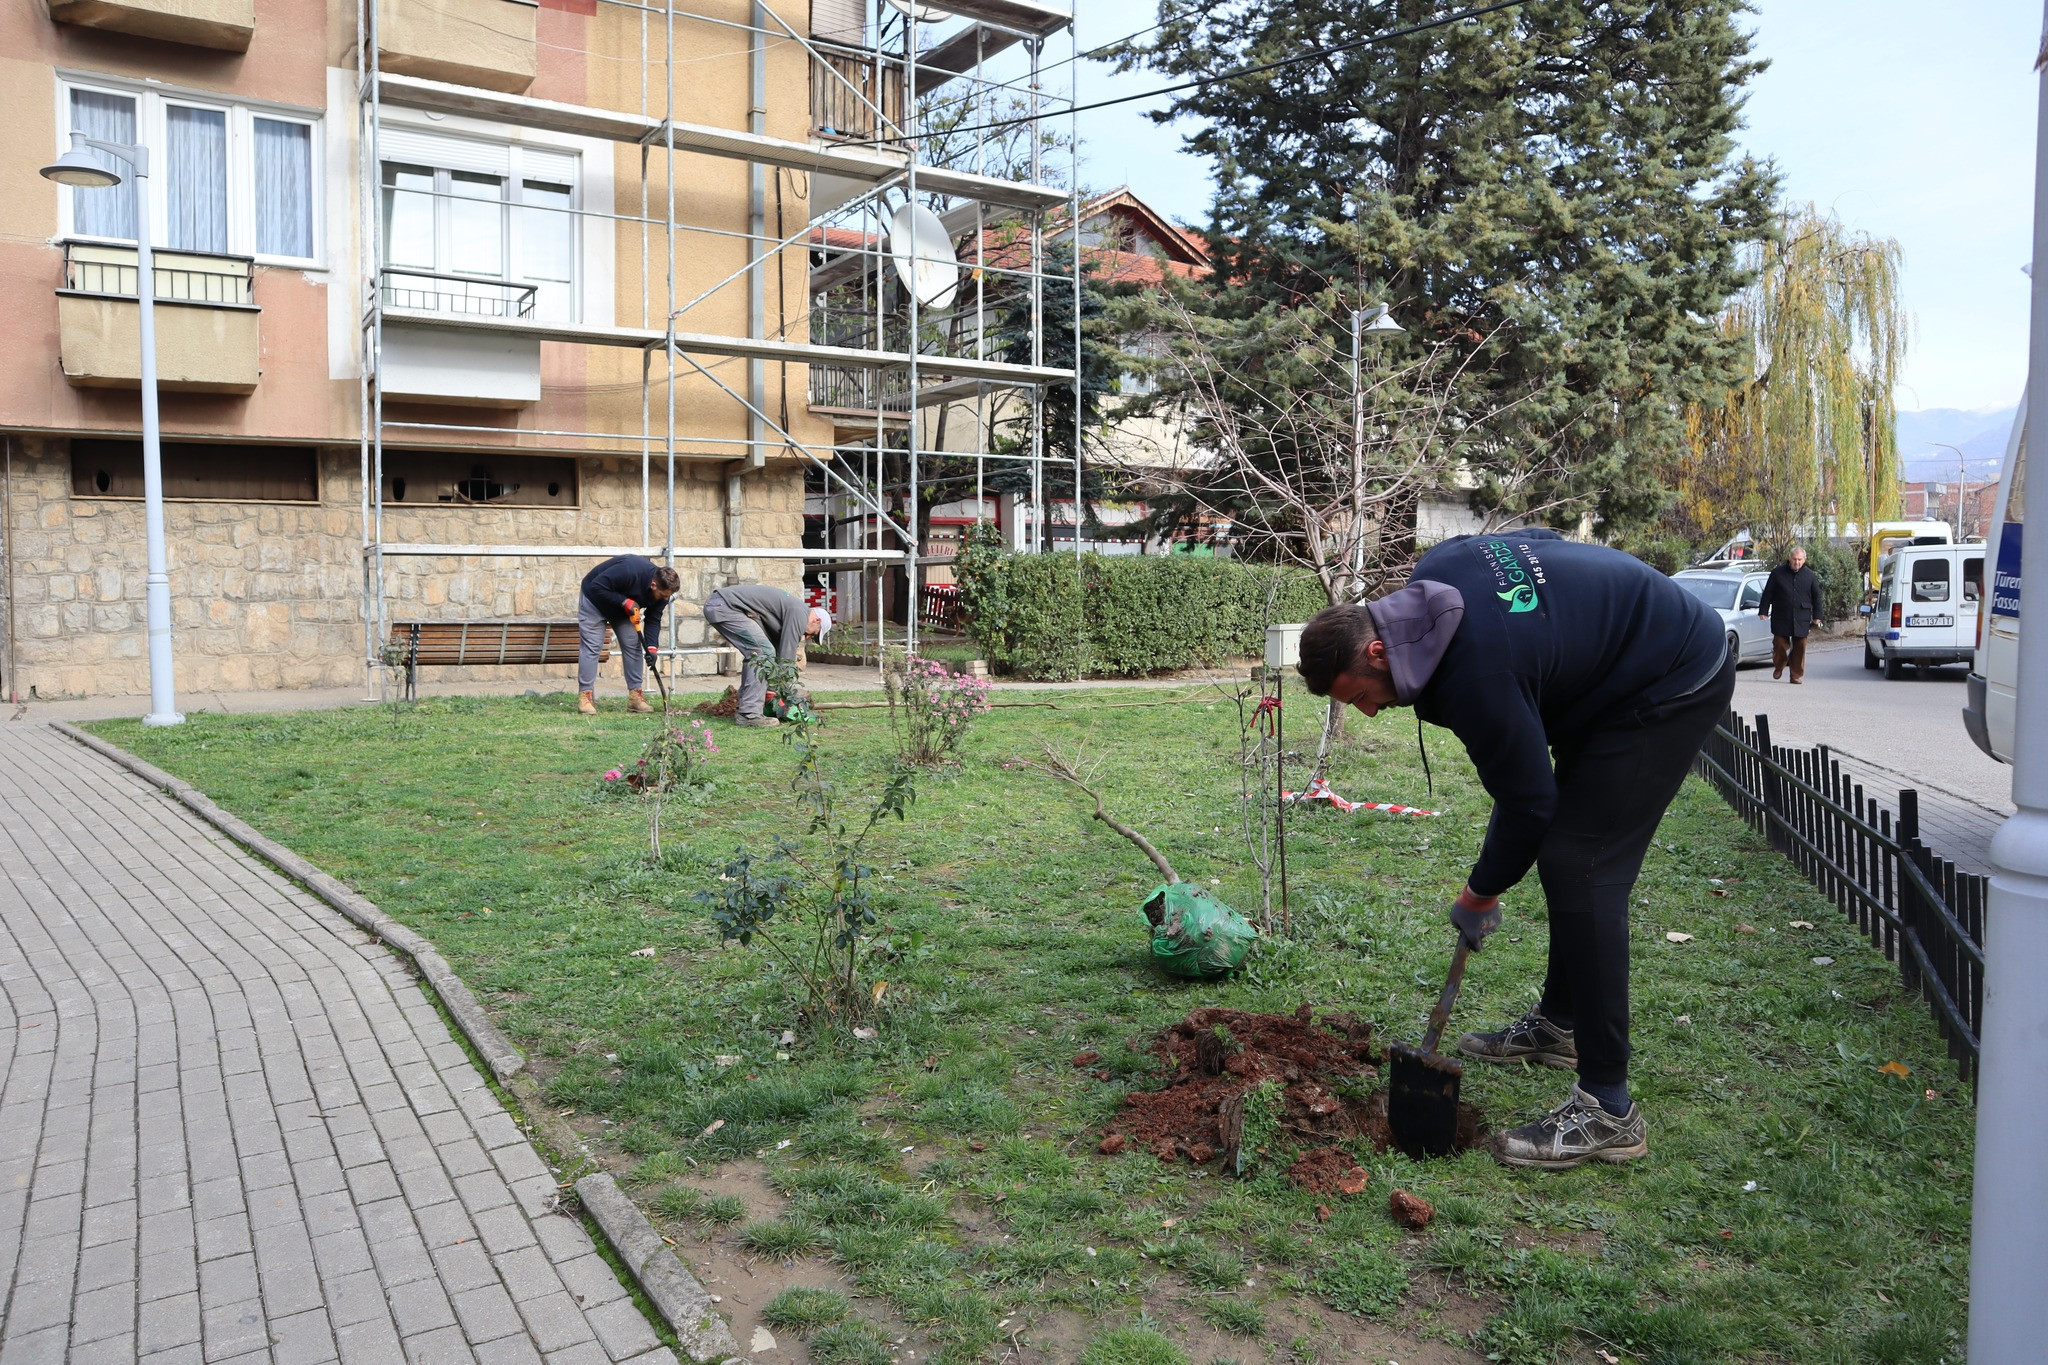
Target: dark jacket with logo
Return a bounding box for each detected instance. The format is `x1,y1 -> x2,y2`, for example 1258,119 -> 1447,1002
1369,531 -> 1724,898
1757,562 -> 1824,638
581,554 -> 669,642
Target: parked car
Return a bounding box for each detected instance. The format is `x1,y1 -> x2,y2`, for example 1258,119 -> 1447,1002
1864,541 -> 1985,679
1672,566 -> 1774,667
1966,400 -> 2023,762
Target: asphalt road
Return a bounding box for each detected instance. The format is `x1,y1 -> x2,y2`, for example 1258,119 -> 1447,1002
1726,634 -> 2010,873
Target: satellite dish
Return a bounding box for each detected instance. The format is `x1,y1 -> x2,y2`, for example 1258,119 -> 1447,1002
887,202 -> 961,313
885,0 -> 947,20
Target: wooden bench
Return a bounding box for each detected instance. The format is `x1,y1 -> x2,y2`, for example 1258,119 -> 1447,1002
385,620 -> 736,700
386,621 -> 599,700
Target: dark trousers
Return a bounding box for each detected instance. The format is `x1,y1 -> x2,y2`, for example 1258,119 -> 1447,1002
1771,633 -> 1808,681
1536,654 -> 1738,1088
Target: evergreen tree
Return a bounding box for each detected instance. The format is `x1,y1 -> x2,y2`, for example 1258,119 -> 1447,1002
1122,0 -> 1779,550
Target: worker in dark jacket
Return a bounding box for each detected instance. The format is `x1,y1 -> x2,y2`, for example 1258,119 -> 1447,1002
702,584 -> 831,726
1295,530 -> 1735,1169
578,555 -> 680,715
1756,545 -> 1826,683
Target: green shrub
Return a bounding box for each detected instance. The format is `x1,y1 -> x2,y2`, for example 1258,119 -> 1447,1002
1615,532 -> 1703,575
954,527 -> 1329,680
1805,541 -> 1864,624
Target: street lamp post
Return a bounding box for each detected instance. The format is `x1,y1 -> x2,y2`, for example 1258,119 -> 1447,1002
1348,304 -> 1404,600
1968,4 -> 2048,1356
41,132 -> 183,726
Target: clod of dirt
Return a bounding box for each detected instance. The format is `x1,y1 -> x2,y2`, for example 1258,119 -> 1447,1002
1389,1189 -> 1435,1230
1357,1084 -> 1486,1156
1073,1051 -> 1101,1068
694,687 -> 739,718
1103,1005 -> 1379,1167
1098,1134 -> 1126,1156
1315,1204 -> 1333,1223
1286,1146 -> 1370,1196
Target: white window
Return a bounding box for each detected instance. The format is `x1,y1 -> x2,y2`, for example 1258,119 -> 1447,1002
377,127 -> 579,324
59,77 -> 319,264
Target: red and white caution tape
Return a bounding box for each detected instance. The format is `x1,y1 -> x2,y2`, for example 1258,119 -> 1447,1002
1283,776 -> 1439,817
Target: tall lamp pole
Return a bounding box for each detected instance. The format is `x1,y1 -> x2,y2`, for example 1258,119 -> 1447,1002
42,132 -> 183,726
1349,304 -> 1403,600
1968,4 -> 2048,1355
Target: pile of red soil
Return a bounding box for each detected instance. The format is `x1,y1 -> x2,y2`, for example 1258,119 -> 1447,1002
1286,1146 -> 1370,1195
1107,1005 -> 1380,1167
694,687 -> 739,718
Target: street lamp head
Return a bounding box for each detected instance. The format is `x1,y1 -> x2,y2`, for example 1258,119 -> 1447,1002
1362,305 -> 1404,335
40,134 -> 123,188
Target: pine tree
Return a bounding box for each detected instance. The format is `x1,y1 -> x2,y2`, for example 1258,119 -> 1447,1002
1122,0 -> 1779,553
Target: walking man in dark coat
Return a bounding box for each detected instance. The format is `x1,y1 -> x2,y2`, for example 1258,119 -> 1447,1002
578,555 -> 679,715
701,584 -> 830,726
1294,530 -> 1735,1168
1756,545 -> 1825,683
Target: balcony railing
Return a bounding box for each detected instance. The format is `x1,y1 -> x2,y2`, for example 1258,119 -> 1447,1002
61,241 -> 254,306
813,46 -> 904,142
381,269 -> 538,320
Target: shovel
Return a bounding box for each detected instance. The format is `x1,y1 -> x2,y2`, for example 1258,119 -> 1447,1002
1387,934 -> 1473,1159
647,652 -> 670,713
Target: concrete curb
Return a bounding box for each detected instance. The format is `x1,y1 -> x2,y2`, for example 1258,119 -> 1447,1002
53,719 -> 747,1361
576,1174 -> 743,1364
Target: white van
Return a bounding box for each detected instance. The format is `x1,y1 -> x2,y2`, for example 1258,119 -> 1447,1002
1864,542 -> 1986,679
1965,402 -> 2023,762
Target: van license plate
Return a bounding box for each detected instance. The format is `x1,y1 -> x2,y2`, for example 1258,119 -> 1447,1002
1907,615 -> 1954,628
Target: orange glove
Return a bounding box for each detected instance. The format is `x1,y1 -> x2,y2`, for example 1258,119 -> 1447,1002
621,597 -> 643,630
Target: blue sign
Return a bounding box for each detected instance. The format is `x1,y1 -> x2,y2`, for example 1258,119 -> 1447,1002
1993,522 -> 2022,619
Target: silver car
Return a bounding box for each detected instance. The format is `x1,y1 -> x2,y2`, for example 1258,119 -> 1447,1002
1672,566 -> 1774,667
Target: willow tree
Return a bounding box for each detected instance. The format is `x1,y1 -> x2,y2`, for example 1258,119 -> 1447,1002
1680,206 -> 1906,548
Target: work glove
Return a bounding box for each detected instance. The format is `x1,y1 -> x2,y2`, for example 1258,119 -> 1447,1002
621,598 -> 644,630
1449,888 -> 1502,951
644,645 -> 659,666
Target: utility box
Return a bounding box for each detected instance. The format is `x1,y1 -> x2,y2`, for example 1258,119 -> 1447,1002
1265,623 -> 1305,671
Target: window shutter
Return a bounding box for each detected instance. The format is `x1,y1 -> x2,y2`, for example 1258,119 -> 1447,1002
377,127 -> 511,177
812,0 -> 865,43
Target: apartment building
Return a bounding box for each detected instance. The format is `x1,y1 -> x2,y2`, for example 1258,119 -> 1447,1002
0,0 -> 1075,698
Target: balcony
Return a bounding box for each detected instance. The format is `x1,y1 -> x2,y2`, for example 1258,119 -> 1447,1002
56,241 -> 260,395
813,46 -> 904,142
378,269 -> 541,407
378,0 -> 536,94
45,0 -> 253,51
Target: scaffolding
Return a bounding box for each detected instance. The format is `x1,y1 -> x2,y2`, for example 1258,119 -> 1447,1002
352,0 -> 1081,680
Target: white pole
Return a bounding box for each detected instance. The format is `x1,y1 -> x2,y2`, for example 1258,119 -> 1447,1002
1350,307 -> 1364,600
131,150 -> 182,727
1968,5 -> 2048,1355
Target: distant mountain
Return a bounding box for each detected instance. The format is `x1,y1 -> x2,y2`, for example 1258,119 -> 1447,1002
1896,404 -> 2015,482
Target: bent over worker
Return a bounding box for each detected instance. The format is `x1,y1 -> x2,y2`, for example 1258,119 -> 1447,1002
701,584 -> 830,727
1295,530 -> 1735,1169
578,555 -> 679,715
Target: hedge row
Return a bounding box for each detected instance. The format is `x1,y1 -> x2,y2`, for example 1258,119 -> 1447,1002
954,536 -> 1330,680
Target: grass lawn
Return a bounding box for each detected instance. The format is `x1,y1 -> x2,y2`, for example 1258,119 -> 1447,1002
93,688 -> 1971,1365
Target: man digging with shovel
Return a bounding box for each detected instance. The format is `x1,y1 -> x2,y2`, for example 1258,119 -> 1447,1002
1296,530 -> 1734,1168
700,584 -> 831,728
578,555 -> 679,716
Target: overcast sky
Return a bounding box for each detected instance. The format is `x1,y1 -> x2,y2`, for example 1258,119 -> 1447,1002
1060,0 -> 2039,416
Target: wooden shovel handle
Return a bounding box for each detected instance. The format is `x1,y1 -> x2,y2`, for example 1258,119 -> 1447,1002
1418,936 -> 1472,1056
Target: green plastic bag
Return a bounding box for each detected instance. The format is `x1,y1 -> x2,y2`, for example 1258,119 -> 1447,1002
1142,882 -> 1258,979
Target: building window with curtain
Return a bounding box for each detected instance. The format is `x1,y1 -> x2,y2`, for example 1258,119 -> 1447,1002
59,79 -> 320,265
375,126 -> 579,324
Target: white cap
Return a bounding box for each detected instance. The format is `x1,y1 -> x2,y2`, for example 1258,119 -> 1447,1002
809,606 -> 832,639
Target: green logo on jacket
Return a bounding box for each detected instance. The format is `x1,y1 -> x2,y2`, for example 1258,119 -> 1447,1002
1497,583 -> 1539,613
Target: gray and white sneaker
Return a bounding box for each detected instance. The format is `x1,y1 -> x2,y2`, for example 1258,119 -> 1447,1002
1456,1007 -> 1577,1070
1493,1086 -> 1648,1169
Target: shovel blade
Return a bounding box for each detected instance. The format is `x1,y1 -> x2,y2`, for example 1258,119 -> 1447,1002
1387,1041 -> 1463,1159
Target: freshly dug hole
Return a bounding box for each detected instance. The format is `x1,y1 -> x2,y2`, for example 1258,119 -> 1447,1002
1103,1006 -> 1488,1166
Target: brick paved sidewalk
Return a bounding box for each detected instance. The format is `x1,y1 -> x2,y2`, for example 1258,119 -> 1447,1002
0,722 -> 679,1365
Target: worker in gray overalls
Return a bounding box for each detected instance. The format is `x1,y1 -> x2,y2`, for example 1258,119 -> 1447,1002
700,584 -> 831,726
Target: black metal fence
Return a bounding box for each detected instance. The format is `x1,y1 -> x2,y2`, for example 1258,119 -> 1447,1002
1695,711 -> 1988,1083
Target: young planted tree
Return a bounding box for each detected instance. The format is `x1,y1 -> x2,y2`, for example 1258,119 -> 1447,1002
1677,204 -> 1907,550
1119,0 -> 1778,543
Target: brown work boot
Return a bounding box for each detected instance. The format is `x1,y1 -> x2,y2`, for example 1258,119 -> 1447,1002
577,690 -> 597,716
627,689 -> 654,714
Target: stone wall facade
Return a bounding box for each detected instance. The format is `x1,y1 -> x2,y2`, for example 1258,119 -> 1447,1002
0,435 -> 805,699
